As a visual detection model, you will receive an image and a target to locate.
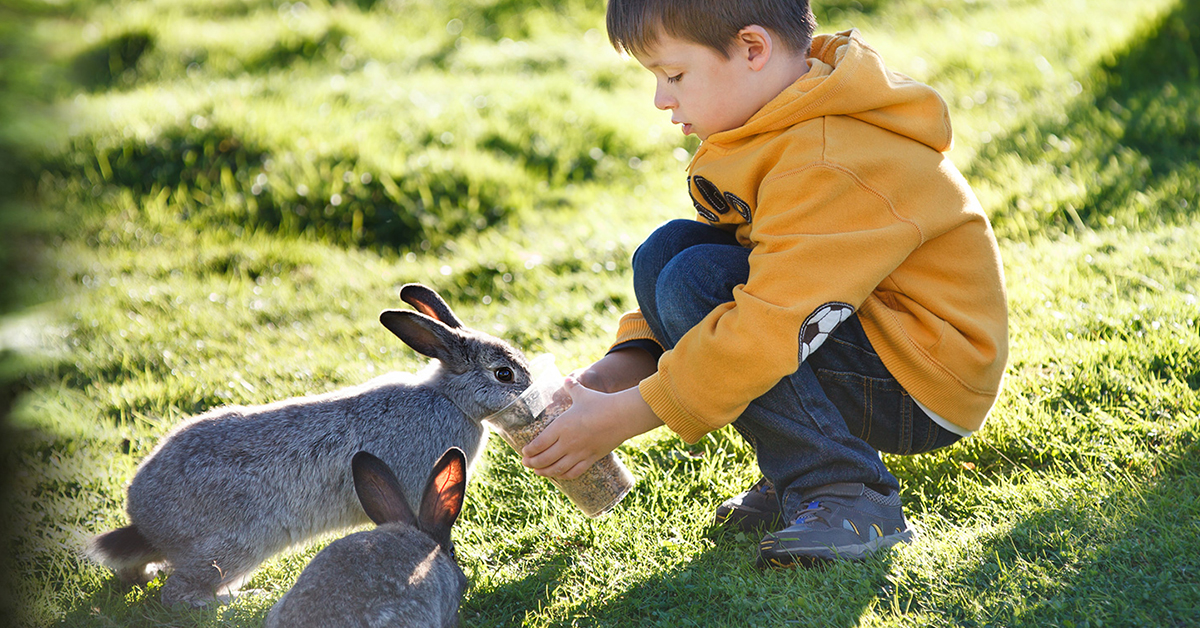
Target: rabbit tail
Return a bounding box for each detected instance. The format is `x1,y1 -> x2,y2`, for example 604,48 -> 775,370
86,526 -> 166,585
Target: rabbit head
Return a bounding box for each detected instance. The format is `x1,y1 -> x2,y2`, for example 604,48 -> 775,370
380,284 -> 532,419
352,447 -> 466,553
265,449 -> 468,628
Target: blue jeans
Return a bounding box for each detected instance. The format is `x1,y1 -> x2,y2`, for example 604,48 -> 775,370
629,220 -> 961,519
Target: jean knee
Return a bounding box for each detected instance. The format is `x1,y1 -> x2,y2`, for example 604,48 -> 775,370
632,220 -> 701,281
655,245 -> 749,341
650,258 -> 689,342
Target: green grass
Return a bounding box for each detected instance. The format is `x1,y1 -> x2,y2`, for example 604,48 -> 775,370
4,0 -> 1200,626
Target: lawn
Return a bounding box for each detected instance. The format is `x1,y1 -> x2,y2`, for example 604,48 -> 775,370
2,0 -> 1198,626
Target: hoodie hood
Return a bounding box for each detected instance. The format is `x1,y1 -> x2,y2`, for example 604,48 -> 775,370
705,29 -> 954,153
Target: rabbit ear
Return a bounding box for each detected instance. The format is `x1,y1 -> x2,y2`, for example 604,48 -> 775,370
379,310 -> 466,366
352,451 -> 417,527
418,447 -> 467,548
399,284 -> 464,329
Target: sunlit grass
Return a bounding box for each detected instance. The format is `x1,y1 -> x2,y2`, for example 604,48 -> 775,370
5,0 -> 1200,626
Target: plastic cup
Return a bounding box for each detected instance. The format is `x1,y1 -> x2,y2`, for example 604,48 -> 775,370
483,355 -> 635,517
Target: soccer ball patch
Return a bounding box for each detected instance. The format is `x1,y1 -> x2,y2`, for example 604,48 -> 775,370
798,303 -> 855,362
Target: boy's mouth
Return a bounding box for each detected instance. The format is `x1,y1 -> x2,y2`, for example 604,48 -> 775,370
681,123 -> 693,135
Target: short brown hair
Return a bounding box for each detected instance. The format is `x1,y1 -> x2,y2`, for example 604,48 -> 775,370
607,0 -> 817,59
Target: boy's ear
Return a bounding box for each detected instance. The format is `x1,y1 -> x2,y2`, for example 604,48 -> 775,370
738,25 -> 773,71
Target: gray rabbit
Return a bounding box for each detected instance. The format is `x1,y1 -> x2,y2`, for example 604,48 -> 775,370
86,284 -> 529,607
265,448 -> 468,628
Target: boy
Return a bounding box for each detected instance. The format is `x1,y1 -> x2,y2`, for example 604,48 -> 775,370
522,0 -> 1008,567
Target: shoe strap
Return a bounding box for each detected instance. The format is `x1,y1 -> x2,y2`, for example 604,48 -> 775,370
792,500 -> 830,525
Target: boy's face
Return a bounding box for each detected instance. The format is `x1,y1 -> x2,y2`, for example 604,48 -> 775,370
634,33 -> 771,141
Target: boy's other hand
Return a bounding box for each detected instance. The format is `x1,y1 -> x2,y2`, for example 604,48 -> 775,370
574,347 -> 658,393
521,376 -> 662,480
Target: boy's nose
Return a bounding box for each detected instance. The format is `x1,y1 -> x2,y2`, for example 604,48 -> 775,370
654,86 -> 676,110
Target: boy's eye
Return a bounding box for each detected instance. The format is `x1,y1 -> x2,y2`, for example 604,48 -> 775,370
667,73 -> 682,84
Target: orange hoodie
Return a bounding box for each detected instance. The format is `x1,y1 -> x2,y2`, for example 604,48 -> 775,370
614,30 -> 1009,444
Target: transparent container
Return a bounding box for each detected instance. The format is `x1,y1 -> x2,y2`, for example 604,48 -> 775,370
483,355 -> 635,517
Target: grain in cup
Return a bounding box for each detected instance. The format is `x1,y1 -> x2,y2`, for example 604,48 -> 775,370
483,355 -> 635,517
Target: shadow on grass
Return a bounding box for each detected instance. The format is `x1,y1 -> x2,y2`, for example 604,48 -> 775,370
54,571 -> 275,628
462,551 -> 571,627
69,30 -> 155,92
464,519 -> 895,628
972,0 -> 1200,238
460,426 -> 893,627
577,535 -> 893,628
44,115 -> 522,252
243,24 -> 351,74
893,435 -> 1200,627
0,385 -> 23,628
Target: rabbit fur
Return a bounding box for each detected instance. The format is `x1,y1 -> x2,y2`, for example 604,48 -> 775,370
86,284 -> 530,607
265,448 -> 468,628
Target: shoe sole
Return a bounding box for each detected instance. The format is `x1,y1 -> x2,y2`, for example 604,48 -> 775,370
757,530 -> 915,568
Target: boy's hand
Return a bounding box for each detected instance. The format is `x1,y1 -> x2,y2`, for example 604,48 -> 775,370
521,376 -> 662,480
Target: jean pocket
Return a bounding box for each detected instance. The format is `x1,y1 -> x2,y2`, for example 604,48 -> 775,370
815,369 -> 914,455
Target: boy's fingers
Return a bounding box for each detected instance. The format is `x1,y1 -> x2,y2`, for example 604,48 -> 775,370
533,453 -> 580,478
523,430 -> 577,471
521,446 -> 557,469
521,431 -> 556,462
561,459 -> 594,481
522,413 -> 567,458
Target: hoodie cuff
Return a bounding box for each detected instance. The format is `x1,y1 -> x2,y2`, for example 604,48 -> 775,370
638,371 -> 712,445
607,339 -> 664,360
611,311 -> 660,350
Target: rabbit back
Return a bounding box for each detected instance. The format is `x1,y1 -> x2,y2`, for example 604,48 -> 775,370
124,379 -> 485,567
265,525 -> 465,628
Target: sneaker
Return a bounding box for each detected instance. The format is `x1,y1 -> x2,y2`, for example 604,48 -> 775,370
757,483 -> 914,568
713,477 -> 783,532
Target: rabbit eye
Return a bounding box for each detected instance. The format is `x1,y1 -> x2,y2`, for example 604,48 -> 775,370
494,367 -> 514,383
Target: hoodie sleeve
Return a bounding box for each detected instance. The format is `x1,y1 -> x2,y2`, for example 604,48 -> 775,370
638,163 -> 924,443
